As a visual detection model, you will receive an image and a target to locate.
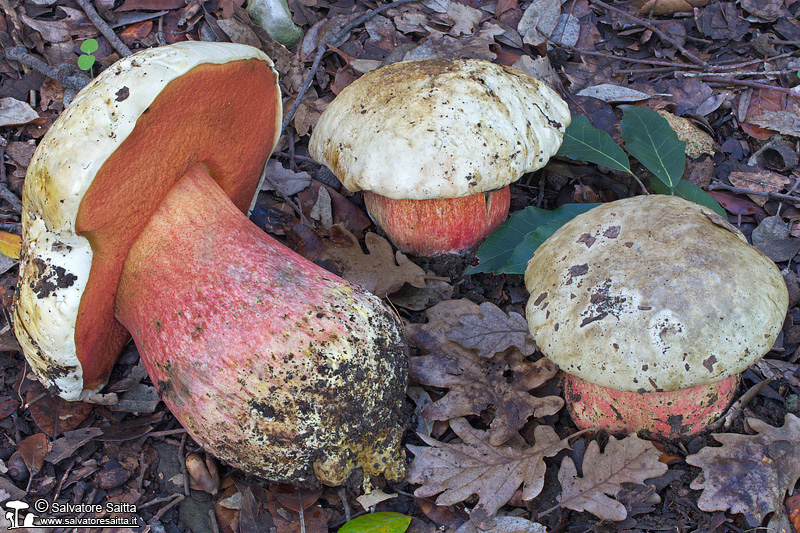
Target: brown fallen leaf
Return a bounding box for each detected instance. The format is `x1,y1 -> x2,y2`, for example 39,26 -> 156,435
686,414 -> 800,527
45,427 -> 103,464
407,299 -> 562,445
26,380 -> 94,437
18,432 -> 48,477
410,351 -> 562,446
728,170 -> 791,207
748,110 -> 800,138
632,0 -> 707,16
407,417 -> 570,519
295,224 -> 426,297
449,302 -> 537,359
553,435 -> 668,521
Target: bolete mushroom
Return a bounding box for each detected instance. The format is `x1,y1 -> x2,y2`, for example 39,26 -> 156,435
524,195 -> 788,439
13,42 -> 408,486
308,58 -> 570,256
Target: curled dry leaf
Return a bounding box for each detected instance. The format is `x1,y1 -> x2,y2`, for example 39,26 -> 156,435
407,417 -> 570,519
296,224 -> 426,297
686,414 -> 800,527
407,299 -> 562,445
555,435 -> 668,521
410,351 -> 563,446
186,452 -> 219,495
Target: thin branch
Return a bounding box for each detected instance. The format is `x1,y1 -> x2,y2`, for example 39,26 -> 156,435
5,46 -> 90,91
707,182 -> 800,204
703,77 -> 800,100
280,0 -> 421,134
74,0 -> 132,57
589,0 -> 708,67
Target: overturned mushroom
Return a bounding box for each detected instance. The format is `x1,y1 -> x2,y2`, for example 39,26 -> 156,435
524,195 -> 788,439
13,42 -> 407,486
309,58 -> 570,256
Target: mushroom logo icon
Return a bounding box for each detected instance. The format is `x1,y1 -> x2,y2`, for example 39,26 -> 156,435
3,500 -> 38,529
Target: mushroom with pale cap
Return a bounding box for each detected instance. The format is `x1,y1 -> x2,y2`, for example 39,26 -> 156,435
308,58 -> 570,257
13,41 -> 408,486
524,195 -> 788,439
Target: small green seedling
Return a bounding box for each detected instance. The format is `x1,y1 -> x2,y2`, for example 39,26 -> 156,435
78,39 -> 99,71
337,512 -> 411,533
467,107 -> 725,275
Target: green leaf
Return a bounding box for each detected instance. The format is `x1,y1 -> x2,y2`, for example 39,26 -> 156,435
338,512 -> 412,533
556,115 -> 632,175
620,105 -> 686,188
498,220 -> 570,274
650,179 -> 727,217
467,203 -> 599,275
77,54 -> 96,71
80,38 -> 99,54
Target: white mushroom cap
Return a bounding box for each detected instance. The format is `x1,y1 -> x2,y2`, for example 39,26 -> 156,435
308,58 -> 570,200
13,42 -> 281,400
524,195 -> 788,393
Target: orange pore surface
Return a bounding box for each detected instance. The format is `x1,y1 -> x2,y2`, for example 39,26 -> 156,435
364,186 -> 511,256
74,59 -> 279,392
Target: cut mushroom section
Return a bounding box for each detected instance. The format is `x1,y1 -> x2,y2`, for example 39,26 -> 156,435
309,58 -> 570,256
14,42 -> 408,485
524,195 -> 788,439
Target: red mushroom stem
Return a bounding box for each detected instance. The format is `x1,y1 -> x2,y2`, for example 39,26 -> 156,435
363,186 -> 511,256
114,163 -> 407,483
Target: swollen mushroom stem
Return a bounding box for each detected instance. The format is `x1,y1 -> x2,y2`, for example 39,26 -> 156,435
115,163 -> 408,485
13,42 -> 409,486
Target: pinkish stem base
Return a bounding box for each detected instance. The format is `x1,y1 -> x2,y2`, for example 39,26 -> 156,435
115,163 -> 407,485
564,373 -> 739,439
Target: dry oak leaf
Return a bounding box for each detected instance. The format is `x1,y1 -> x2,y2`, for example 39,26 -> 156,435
407,299 -> 562,445
449,301 -> 537,358
301,224 -> 426,298
409,343 -> 562,445
555,435 -> 668,521
685,414 -> 800,527
407,417 -> 569,518
728,170 -> 791,207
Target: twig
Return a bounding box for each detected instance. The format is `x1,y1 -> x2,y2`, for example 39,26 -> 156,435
280,0 -> 421,134
145,428 -> 187,438
706,378 -> 772,431
179,433 -> 191,497
74,0 -> 132,57
151,494 -> 185,521
208,509 -> 220,533
0,183 -> 22,213
702,77 -> 800,100
707,182 -> 800,204
5,46 -> 90,92
589,0 -> 708,67
682,69 -> 798,78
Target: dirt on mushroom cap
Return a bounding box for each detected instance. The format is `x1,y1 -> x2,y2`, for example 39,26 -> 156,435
308,58 -> 570,201
524,195 -> 788,393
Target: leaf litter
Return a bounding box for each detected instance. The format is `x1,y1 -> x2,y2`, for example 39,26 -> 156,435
2,0 -> 800,531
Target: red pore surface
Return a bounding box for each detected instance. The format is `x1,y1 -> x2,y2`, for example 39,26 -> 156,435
565,373 -> 739,439
74,59 -> 279,392
364,186 -> 511,256
114,164 -> 407,483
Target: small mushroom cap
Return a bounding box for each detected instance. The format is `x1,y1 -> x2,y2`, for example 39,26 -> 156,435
525,195 -> 788,393
13,42 -> 281,400
308,58 -> 570,200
